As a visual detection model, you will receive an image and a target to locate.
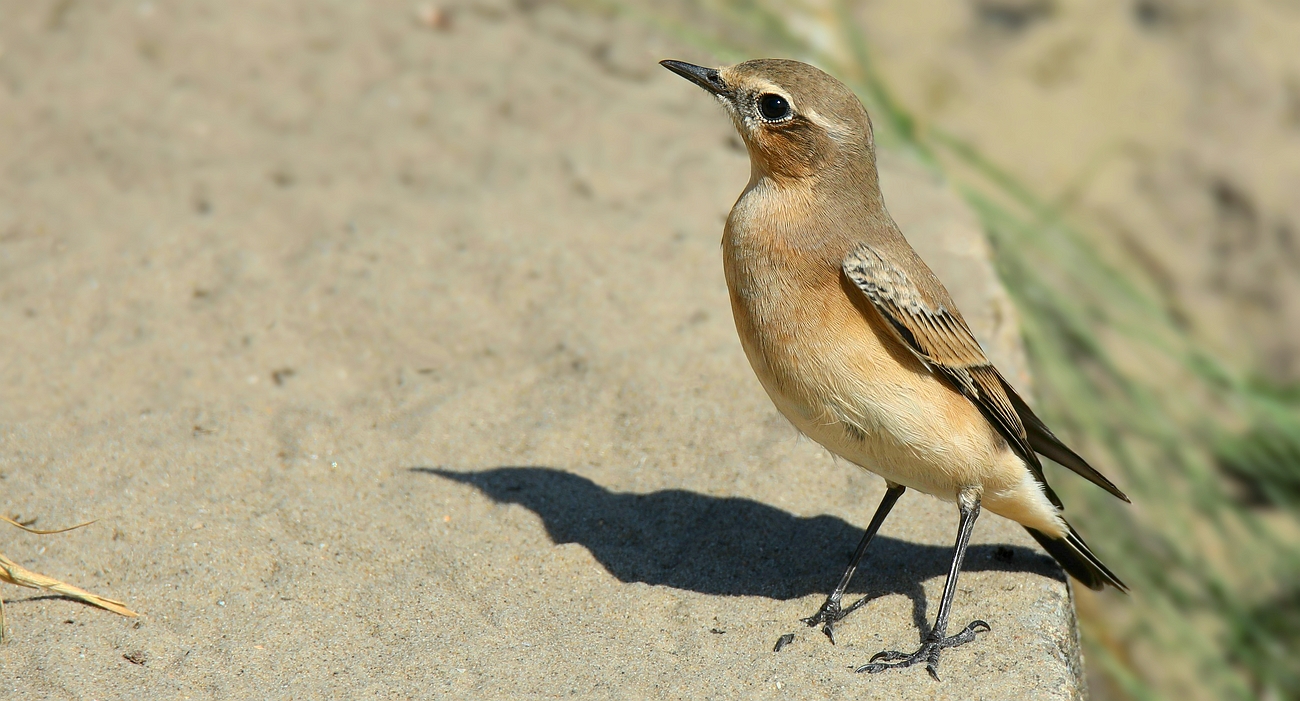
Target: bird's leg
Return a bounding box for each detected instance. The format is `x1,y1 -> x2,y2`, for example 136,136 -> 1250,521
802,484 -> 905,644
858,493 -> 990,681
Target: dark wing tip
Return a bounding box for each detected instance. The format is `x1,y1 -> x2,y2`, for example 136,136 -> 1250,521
1026,526 -> 1128,593
999,374 -> 1131,503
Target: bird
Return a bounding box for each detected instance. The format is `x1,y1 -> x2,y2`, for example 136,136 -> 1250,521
659,58 -> 1129,680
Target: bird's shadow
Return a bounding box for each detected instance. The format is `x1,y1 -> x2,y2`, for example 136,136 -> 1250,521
414,466 -> 1062,636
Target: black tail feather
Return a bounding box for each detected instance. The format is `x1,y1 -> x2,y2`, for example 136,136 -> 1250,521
1026,524 -> 1127,592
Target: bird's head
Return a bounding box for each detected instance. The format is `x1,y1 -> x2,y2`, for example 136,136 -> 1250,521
660,58 -> 875,182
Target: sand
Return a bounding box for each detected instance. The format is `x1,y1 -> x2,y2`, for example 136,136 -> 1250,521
0,1 -> 1081,698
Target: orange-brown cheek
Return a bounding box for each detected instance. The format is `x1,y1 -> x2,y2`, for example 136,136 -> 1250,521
752,128 -> 824,179
748,130 -> 806,180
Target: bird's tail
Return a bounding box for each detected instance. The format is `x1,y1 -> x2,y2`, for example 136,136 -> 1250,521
1025,522 -> 1126,592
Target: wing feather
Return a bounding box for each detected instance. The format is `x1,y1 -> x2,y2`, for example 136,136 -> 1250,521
842,244 -> 1037,467
842,243 -> 1125,503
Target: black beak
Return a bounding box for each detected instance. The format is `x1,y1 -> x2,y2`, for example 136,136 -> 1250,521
660,60 -> 728,96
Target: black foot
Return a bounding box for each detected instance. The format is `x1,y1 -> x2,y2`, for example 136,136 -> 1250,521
801,595 -> 871,645
856,620 -> 990,681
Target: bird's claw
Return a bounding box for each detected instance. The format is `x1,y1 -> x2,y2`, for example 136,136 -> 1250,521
856,620 -> 990,681
801,600 -> 843,644
867,649 -> 913,663
801,594 -> 875,644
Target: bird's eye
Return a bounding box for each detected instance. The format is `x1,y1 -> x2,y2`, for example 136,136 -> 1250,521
757,94 -> 791,121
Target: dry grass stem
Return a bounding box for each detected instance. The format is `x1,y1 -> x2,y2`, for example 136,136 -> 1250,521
0,517 -> 138,642
1,515 -> 97,535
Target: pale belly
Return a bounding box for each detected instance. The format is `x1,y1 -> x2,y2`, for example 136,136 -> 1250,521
745,328 -> 998,501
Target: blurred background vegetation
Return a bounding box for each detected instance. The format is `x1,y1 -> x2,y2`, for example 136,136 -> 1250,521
603,0 -> 1300,698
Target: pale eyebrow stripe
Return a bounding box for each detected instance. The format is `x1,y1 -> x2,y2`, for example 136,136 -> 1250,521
803,108 -> 852,141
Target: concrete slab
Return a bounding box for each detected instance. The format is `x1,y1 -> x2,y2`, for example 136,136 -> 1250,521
0,1 -> 1082,698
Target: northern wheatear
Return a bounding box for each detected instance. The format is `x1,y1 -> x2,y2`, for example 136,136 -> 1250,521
661,58 -> 1128,680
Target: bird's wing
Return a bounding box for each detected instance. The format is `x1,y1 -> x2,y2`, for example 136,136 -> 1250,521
841,243 -> 1041,473
842,243 -> 1129,503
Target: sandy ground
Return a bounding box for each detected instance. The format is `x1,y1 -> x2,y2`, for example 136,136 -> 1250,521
0,1 -> 1084,698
